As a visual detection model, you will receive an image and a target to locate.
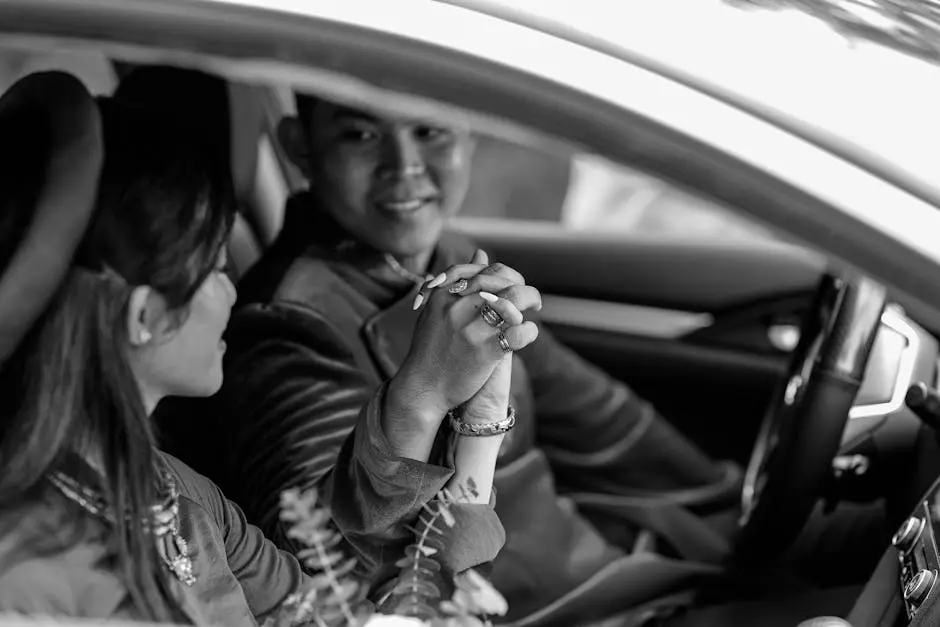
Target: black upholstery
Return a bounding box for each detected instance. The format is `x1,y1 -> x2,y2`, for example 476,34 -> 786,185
0,71 -> 102,367
226,81 -> 265,279
112,64 -> 265,280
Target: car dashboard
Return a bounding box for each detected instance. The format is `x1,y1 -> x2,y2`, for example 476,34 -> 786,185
843,307 -> 940,626
896,489 -> 940,622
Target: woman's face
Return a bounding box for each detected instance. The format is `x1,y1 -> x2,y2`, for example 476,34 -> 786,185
304,103 -> 475,260
132,248 -> 236,409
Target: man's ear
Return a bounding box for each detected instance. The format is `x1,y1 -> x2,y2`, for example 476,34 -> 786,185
277,116 -> 312,178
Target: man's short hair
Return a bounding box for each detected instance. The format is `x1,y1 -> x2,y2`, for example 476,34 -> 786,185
294,93 -> 321,125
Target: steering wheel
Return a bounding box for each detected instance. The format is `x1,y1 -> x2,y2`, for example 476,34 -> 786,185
734,274 -> 887,559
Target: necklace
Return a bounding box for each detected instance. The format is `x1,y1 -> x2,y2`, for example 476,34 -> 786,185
383,253 -> 433,285
47,470 -> 196,586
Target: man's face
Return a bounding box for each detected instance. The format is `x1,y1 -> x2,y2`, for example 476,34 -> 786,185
301,102 -> 474,259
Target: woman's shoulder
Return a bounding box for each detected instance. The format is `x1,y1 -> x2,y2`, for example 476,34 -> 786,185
0,503 -> 125,616
161,452 -> 224,509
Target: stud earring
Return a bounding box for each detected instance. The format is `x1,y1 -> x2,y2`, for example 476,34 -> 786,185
139,329 -> 152,344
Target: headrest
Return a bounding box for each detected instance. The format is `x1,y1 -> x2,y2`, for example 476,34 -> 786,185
113,65 -> 260,203
0,71 -> 102,368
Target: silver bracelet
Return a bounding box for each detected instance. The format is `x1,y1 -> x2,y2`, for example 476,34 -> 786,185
448,405 -> 516,437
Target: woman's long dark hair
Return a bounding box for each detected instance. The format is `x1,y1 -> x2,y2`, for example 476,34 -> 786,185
0,95 -> 234,621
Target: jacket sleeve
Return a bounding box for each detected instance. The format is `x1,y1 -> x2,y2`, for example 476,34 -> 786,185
215,302 -> 503,575
178,465 -> 310,624
520,324 -> 736,497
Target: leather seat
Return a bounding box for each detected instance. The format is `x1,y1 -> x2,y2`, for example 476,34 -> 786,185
225,81 -> 265,280
112,65 -> 265,281
0,71 -> 102,367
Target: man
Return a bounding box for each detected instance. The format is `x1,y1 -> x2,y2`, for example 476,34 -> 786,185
192,91 -> 752,625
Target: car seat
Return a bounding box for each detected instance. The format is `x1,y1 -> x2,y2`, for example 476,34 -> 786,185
0,71 -> 102,367
112,64 -> 265,281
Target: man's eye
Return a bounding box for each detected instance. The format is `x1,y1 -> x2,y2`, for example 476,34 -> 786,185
338,128 -> 378,143
415,126 -> 449,142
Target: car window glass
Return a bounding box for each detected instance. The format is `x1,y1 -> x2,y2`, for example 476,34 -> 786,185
459,134 -> 777,243
0,49 -> 116,96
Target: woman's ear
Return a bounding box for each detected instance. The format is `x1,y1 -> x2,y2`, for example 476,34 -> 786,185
126,286 -> 170,347
277,116 -> 312,177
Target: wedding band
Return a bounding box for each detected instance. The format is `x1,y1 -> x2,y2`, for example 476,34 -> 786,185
479,303 -> 504,328
497,330 -> 512,352
448,278 -> 469,294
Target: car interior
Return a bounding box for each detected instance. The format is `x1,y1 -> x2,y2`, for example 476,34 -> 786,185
5,30 -> 940,626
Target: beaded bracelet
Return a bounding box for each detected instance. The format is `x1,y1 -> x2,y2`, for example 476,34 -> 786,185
448,405 -> 516,437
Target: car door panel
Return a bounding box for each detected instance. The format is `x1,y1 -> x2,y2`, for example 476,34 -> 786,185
451,220 -> 825,310
450,221 -> 826,462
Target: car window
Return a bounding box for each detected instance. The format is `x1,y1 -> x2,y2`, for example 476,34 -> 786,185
0,49 -> 116,96
460,134 -> 776,243
272,81 -> 779,246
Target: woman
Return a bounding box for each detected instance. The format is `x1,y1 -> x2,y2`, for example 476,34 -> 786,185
0,71 -> 537,623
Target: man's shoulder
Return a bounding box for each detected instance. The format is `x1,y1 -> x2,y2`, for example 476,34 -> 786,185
272,254 -> 361,309
230,256 -> 368,350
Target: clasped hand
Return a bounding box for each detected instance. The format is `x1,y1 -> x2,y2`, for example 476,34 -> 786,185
385,250 -> 541,457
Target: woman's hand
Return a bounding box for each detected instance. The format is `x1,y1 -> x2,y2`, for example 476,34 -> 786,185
384,252 -> 540,460
422,251 -> 542,425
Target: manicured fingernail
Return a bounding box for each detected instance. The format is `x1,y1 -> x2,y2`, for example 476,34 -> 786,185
479,292 -> 498,303
426,273 -> 446,289
412,293 -> 425,310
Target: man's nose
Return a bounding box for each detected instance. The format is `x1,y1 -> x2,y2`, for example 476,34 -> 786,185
379,129 -> 425,178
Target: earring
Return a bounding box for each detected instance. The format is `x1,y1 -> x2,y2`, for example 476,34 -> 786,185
139,329 -> 152,344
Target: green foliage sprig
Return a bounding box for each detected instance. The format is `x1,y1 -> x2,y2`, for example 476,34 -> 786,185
264,488 -> 371,627
380,479 -> 508,627
267,481 -> 507,627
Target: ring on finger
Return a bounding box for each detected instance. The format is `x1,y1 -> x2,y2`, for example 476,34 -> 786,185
479,303 -> 505,328
497,330 -> 513,352
448,278 -> 469,294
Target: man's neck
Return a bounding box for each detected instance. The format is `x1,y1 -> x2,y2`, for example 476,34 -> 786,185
395,249 -> 433,278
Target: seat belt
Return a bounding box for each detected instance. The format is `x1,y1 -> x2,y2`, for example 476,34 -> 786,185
570,492 -> 733,564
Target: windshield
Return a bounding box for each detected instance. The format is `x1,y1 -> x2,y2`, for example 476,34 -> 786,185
465,0 -> 940,205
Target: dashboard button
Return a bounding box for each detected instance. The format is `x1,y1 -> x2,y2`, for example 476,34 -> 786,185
904,570 -> 936,606
893,517 -> 925,553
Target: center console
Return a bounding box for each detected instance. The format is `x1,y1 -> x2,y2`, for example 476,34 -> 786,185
889,382 -> 940,622
894,492 -> 940,619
